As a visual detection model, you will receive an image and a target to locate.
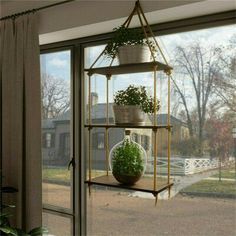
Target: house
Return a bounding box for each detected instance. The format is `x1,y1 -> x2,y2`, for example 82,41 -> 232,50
42,103 -> 189,169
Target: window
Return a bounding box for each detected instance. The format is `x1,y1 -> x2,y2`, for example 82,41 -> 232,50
84,23 -> 236,236
43,133 -> 55,148
141,135 -> 150,151
59,132 -> 70,159
40,50 -> 73,236
93,132 -> 105,149
132,133 -> 139,143
40,11 -> 235,236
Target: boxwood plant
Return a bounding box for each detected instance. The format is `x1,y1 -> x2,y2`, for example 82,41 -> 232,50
104,25 -> 157,59
114,85 -> 160,113
112,139 -> 144,177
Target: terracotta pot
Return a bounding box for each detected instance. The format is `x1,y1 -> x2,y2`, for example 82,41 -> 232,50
113,105 -> 145,125
117,45 -> 151,64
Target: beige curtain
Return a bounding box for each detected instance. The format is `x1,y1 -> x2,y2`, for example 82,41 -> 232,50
0,13 -> 42,231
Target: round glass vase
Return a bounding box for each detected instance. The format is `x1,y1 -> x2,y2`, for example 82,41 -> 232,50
109,131 -> 147,186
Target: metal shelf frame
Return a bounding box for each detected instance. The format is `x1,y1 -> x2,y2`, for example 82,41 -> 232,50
84,0 -> 173,203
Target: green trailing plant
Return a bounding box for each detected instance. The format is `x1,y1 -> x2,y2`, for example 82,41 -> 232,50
112,139 -> 144,177
114,85 -> 160,113
104,25 -> 156,58
0,206 -> 48,236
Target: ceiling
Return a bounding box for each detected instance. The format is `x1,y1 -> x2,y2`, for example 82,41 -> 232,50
1,0 -> 204,18
0,0 -> 63,17
1,0 -> 235,45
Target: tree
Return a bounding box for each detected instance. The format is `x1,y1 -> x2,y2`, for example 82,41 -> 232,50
172,42 -> 222,154
41,73 -> 70,119
212,35 -> 236,112
205,116 -> 233,159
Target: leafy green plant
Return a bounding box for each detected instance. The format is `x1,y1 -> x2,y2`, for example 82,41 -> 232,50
112,139 -> 144,177
0,209 -> 48,236
114,85 -> 160,113
104,26 -> 156,58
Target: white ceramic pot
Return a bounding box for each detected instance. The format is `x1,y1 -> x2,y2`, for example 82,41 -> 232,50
113,105 -> 145,125
117,45 -> 151,64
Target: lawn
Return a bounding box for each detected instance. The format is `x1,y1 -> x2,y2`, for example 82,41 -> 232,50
42,168 -> 114,183
42,168 -> 170,187
181,179 -> 236,195
43,168 -> 71,183
211,168 -> 235,179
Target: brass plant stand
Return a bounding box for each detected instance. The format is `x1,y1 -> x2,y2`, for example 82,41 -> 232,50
84,0 -> 173,204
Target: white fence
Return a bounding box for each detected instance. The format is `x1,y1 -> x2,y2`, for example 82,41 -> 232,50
146,157 -> 219,175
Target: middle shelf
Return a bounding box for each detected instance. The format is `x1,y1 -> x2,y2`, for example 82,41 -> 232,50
85,124 -> 172,130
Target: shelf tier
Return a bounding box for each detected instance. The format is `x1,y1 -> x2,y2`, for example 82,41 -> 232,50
85,61 -> 173,76
85,175 -> 173,196
85,124 -> 172,130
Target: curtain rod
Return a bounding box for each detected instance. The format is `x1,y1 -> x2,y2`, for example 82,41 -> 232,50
0,0 -> 75,21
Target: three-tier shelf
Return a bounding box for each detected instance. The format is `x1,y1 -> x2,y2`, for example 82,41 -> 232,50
84,0 -> 174,203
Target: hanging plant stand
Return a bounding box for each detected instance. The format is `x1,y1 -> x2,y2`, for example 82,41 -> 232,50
84,0 -> 173,204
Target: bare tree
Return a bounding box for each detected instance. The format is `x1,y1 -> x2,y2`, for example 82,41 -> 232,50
172,42 -> 223,154
213,35 -> 236,112
41,73 -> 70,119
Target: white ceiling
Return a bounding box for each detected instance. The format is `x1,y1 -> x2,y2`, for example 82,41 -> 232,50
0,0 -> 62,17
1,0 -> 204,18
1,0 -> 235,45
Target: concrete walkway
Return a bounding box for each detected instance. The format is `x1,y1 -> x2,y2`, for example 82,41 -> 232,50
132,169 -> 220,199
206,177 -> 236,181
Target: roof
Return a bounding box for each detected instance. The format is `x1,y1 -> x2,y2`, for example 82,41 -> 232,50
91,103 -> 114,119
42,104 -> 187,127
54,110 -> 71,121
91,104 -> 186,125
42,119 -> 55,129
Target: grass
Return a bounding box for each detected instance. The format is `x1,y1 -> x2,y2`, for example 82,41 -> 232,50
42,168 -> 170,187
43,168 -> 71,182
181,180 -> 236,195
211,168 -> 235,179
42,168 -> 113,183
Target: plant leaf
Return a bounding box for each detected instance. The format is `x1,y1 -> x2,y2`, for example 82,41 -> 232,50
15,228 -> 29,236
0,226 -> 18,236
29,227 -> 48,236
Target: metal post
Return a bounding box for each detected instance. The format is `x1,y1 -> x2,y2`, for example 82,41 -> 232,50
219,155 -> 222,182
153,65 -> 158,191
234,138 -> 236,180
232,127 -> 236,180
153,129 -> 157,191
88,74 -> 92,194
105,75 -> 110,176
167,74 -> 171,198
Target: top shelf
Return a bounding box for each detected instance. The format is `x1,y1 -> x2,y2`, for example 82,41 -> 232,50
85,61 -> 173,76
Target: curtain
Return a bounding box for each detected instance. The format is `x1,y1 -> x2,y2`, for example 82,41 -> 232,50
0,13 -> 42,231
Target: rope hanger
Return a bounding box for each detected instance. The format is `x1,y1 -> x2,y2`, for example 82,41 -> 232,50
89,0 -> 171,73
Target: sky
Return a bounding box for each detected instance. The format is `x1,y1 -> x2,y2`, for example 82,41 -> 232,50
40,24 -> 236,111
40,50 -> 71,81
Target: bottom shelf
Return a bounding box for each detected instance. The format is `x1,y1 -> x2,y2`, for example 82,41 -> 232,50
85,175 -> 173,196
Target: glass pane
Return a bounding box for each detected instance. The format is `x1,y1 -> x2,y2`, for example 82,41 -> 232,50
40,50 -> 72,210
43,212 -> 72,236
85,24 -> 236,236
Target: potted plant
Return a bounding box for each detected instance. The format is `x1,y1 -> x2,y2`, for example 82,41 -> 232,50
0,210 -> 48,236
104,26 -> 156,64
113,85 -> 160,125
110,137 -> 146,185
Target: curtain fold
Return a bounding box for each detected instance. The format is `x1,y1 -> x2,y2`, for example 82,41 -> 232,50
0,13 -> 42,231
